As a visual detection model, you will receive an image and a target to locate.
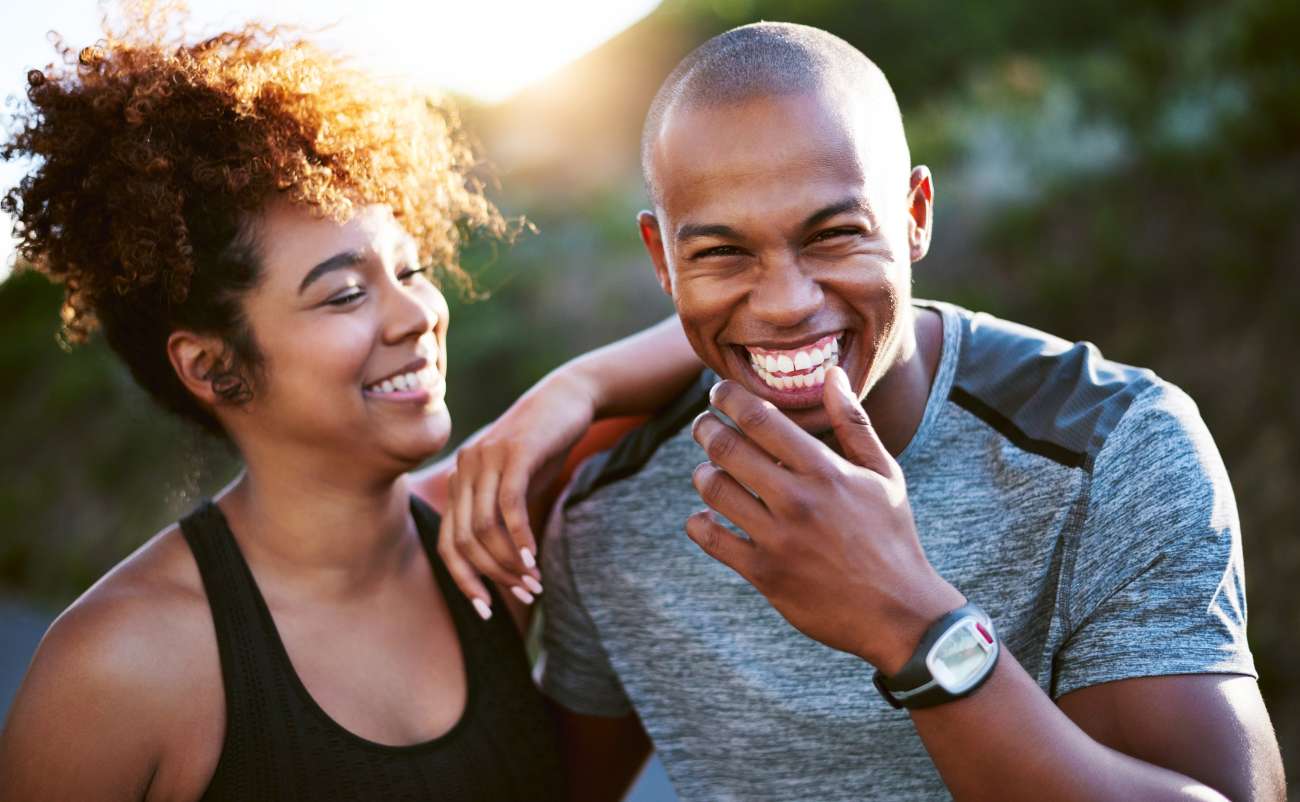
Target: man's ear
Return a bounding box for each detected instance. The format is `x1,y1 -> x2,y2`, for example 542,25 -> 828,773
906,165 -> 934,263
166,330 -> 231,409
637,210 -> 674,297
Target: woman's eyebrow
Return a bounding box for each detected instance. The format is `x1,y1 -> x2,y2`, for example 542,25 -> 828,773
298,250 -> 366,294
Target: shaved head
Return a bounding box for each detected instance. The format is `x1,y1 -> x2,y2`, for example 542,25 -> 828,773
641,22 -> 910,204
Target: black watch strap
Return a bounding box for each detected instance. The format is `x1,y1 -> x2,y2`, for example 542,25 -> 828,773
873,603 -> 998,710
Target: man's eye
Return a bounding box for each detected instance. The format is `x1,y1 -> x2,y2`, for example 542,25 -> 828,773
694,245 -> 743,259
812,227 -> 860,243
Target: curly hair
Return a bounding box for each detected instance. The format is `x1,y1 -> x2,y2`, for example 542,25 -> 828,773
2,1 -> 507,435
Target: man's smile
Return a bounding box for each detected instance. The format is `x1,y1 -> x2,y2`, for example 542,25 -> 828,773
730,331 -> 853,407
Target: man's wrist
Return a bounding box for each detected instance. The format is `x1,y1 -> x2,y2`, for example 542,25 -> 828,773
858,578 -> 968,676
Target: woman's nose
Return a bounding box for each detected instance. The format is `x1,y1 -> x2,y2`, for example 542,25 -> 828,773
382,283 -> 439,344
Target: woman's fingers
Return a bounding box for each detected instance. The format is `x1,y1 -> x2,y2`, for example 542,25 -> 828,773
437,506 -> 493,620
498,458 -> 540,569
451,469 -> 539,604
468,456 -> 538,580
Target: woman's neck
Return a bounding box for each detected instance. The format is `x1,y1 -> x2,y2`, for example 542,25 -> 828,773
215,455 -> 420,600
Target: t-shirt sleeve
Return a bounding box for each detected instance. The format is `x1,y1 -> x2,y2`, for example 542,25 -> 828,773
538,491 -> 634,717
1052,383 -> 1257,699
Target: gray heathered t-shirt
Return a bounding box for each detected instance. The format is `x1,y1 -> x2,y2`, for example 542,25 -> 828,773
539,301 -> 1255,802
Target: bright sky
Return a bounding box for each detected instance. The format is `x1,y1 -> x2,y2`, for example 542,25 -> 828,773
0,0 -> 661,280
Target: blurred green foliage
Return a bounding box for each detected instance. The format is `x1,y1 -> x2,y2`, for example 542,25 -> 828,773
2,0 -> 1297,786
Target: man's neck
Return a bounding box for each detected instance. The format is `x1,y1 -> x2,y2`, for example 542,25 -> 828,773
861,305 -> 944,457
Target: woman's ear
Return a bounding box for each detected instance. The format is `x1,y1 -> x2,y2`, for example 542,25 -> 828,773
166,330 -> 231,408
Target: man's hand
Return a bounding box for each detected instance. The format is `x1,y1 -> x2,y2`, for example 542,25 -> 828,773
688,366 -> 965,673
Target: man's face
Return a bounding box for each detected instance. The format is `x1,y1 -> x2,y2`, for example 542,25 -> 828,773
640,90 -> 930,433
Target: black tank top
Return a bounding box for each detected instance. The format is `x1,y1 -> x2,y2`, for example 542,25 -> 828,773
179,496 -> 565,801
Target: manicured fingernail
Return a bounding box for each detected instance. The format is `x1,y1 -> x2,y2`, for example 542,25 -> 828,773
521,575 -> 544,595
520,548 -> 536,569
510,586 -> 535,605
472,598 -> 492,620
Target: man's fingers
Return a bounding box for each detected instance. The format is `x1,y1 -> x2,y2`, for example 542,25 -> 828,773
822,366 -> 897,478
708,380 -> 824,473
438,508 -> 493,620
684,510 -> 757,580
691,412 -> 789,500
691,461 -> 772,536
497,462 -> 539,569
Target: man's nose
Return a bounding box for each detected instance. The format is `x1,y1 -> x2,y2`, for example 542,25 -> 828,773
747,258 -> 824,328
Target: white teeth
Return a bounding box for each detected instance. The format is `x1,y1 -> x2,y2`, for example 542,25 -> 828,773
366,366 -> 440,394
794,351 -> 812,370
764,354 -> 779,373
828,337 -> 840,354
814,365 -> 826,384
810,346 -> 823,364
777,354 -> 794,373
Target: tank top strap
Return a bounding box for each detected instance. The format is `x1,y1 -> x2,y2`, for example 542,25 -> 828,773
408,495 -> 490,641
178,500 -> 286,798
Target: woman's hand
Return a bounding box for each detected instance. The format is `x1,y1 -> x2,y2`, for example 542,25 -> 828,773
428,315 -> 702,618
435,369 -> 600,618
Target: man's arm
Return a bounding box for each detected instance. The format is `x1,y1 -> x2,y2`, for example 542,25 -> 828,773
906,657 -> 1280,801
1058,675 -> 1285,802
551,705 -> 652,802
686,370 -> 1285,802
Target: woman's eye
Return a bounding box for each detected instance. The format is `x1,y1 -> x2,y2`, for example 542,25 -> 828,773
326,289 -> 365,307
398,265 -> 432,282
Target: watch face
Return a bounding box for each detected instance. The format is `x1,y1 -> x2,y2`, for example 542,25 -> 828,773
927,619 -> 995,693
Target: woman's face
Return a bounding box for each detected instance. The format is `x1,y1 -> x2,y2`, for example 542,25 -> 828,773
227,201 -> 451,473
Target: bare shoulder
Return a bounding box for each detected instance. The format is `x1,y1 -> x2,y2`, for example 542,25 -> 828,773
39,522 -> 213,691
0,522 -> 222,801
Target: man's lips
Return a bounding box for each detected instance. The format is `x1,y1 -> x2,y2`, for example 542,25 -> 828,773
729,332 -> 851,408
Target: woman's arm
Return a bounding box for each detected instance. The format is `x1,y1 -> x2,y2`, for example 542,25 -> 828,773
0,589 -> 182,801
413,315 -> 701,614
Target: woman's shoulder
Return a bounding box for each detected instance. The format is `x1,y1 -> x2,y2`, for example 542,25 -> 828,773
26,521 -> 216,704
0,522 -> 223,797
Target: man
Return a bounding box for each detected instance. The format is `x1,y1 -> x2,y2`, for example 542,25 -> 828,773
537,23 -> 1285,801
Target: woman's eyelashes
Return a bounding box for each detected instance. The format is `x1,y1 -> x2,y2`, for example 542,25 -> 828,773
320,265 -> 431,308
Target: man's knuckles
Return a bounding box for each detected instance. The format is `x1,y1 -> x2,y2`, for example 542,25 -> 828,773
692,462 -> 730,507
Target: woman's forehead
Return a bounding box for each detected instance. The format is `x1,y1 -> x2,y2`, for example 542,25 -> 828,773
255,203 -> 416,281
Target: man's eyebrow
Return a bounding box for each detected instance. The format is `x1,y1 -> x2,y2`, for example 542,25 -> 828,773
674,199 -> 878,243
676,223 -> 742,242
298,250 -> 366,294
804,198 -> 878,231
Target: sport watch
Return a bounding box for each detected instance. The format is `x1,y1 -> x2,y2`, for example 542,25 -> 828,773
873,603 -> 999,710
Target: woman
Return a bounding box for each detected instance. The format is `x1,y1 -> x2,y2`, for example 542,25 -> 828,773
0,6 -> 699,800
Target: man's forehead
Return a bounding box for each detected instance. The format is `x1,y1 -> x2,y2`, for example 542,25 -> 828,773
652,93 -> 900,223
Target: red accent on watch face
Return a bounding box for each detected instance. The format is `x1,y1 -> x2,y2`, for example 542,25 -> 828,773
976,622 -> 993,644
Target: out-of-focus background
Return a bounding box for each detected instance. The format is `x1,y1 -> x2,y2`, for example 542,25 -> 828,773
2,0 -> 1297,797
